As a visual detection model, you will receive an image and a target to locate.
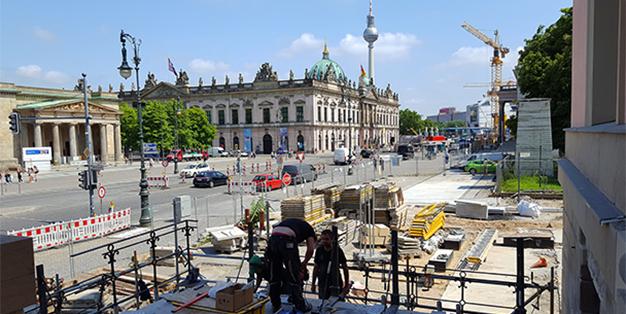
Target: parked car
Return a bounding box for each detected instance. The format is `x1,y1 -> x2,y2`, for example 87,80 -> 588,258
209,147 -> 224,157
220,150 -> 230,157
360,149 -> 373,158
457,152 -> 505,169
464,160 -> 497,175
251,174 -> 282,191
334,147 -> 355,165
193,171 -> 228,188
180,163 -> 210,178
281,164 -> 317,184
397,144 -> 415,160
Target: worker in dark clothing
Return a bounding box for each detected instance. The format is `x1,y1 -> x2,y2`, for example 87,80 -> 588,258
312,230 -> 350,300
266,218 -> 317,312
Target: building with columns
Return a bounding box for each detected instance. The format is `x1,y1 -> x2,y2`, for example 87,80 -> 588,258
119,47 -> 400,154
0,82 -> 123,168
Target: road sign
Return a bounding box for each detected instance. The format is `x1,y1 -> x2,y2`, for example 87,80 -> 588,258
520,152 -> 531,158
161,160 -> 169,168
143,143 -> 158,158
97,185 -> 106,199
282,173 -> 292,185
296,151 -> 305,162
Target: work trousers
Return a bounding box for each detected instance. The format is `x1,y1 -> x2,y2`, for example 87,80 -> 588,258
266,235 -> 306,311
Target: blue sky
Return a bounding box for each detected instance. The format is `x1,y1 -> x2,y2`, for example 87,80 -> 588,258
0,0 -> 571,115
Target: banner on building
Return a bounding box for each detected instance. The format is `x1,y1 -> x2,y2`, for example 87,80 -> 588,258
279,128 -> 288,152
243,128 -> 252,153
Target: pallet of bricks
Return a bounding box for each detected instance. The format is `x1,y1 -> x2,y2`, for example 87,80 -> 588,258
372,182 -> 408,229
336,184 -> 373,217
311,184 -> 344,210
280,194 -> 331,226
408,203 -> 446,240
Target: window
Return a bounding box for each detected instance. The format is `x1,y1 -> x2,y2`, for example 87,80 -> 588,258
231,109 -> 239,124
245,108 -> 252,124
331,109 -> 335,122
296,106 -> 304,122
343,109 -> 346,123
207,111 -> 212,123
317,107 -> 322,121
324,108 -> 328,122
218,110 -> 225,125
263,108 -> 270,123
281,107 -> 288,123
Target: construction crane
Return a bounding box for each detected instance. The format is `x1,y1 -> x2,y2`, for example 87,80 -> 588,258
461,22 -> 509,142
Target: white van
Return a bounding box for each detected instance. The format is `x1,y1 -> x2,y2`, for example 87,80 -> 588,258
334,147 -> 353,165
209,147 -> 224,157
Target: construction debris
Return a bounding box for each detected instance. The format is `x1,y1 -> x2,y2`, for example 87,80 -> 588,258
205,225 -> 247,253
312,184 -> 344,209
442,228 -> 466,250
358,224 -> 390,247
392,235 -> 422,259
428,249 -> 454,272
408,203 -> 446,240
374,204 -> 409,228
464,228 -> 498,266
336,184 -> 374,217
372,181 -> 404,209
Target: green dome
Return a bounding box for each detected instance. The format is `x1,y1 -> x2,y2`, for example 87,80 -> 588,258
307,44 -> 348,83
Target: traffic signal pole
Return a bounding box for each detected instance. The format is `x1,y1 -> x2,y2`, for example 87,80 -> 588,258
82,74 -> 95,217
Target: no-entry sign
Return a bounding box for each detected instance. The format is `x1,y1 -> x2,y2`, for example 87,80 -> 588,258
282,173 -> 292,185
97,185 -> 107,199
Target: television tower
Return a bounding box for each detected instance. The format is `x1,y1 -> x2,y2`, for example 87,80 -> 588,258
363,0 -> 379,84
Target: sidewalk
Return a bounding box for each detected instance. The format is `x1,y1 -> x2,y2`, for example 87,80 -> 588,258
403,170 -> 491,204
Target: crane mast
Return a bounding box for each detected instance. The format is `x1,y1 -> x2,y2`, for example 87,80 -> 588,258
461,22 -> 509,138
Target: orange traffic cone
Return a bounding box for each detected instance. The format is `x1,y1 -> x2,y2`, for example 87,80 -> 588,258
531,257 -> 548,268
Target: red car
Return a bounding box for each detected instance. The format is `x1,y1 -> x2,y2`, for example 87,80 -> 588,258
252,174 -> 283,191
166,149 -> 183,162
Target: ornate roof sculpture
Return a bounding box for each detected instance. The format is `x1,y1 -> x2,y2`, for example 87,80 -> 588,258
306,44 -> 348,84
254,63 -> 278,82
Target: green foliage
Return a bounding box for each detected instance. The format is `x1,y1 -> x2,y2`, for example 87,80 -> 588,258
442,120 -> 467,128
515,7 -> 572,151
399,108 -> 439,135
119,99 -> 217,152
501,176 -> 562,193
119,103 -> 139,151
505,115 -> 518,138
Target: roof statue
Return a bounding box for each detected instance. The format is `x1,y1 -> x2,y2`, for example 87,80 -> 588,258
119,82 -> 124,92
176,69 -> 189,86
108,84 -> 113,93
385,83 -> 393,97
225,74 -> 230,86
238,73 -> 244,85
254,62 -> 278,82
211,76 -> 216,87
289,69 -> 294,81
144,72 -> 157,89
131,82 -> 136,91
304,68 -> 309,79
74,78 -> 84,91
97,85 -> 102,93
198,77 -> 203,88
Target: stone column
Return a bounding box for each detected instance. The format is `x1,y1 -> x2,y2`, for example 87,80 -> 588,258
52,123 -> 61,164
68,123 -> 78,160
34,122 -> 43,147
114,123 -> 123,162
100,124 -> 108,163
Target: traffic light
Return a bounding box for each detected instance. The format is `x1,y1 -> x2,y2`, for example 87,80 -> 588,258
78,170 -> 88,190
8,112 -> 20,134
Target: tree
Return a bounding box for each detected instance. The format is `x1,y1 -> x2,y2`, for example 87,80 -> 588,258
142,101 -> 174,152
119,103 -> 139,152
505,115 -> 518,138
443,120 -> 467,128
515,7 -> 572,151
399,108 -> 425,135
185,107 -> 216,148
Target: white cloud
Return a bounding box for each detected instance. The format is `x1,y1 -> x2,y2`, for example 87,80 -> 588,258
33,27 -> 56,42
448,46 -> 491,67
189,58 -> 230,74
279,33 -> 324,57
15,64 -> 69,84
16,65 -> 43,78
279,32 -> 420,60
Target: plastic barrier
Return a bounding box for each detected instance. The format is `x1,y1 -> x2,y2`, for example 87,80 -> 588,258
227,180 -> 256,194
8,208 -> 132,252
147,176 -> 169,189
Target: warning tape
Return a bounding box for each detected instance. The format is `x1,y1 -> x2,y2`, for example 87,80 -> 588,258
8,208 -> 132,252
147,176 -> 169,189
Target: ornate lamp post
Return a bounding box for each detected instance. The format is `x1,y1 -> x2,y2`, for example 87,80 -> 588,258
174,97 -> 181,174
341,86 -> 353,157
118,30 -> 151,226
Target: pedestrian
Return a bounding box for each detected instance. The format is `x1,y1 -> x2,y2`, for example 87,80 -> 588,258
312,230 -> 350,300
27,167 -> 33,183
266,218 -> 316,313
32,165 -> 38,182
16,166 -> 23,183
4,172 -> 12,184
108,201 -> 115,214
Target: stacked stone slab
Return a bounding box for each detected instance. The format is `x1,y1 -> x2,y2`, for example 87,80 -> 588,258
515,98 -> 554,176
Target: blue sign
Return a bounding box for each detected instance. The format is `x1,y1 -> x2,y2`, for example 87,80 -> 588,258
243,128 -> 252,153
143,143 -> 159,158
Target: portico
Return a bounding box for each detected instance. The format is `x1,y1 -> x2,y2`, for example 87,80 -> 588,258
15,99 -> 122,165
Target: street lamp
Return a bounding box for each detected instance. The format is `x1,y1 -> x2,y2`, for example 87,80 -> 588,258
118,30 -> 151,226
174,97 -> 181,174
341,86 -> 353,157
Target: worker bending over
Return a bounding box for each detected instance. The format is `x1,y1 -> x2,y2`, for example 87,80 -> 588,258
312,229 -> 350,299
266,218 -> 316,312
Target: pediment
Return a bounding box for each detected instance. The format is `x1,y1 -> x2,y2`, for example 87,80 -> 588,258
141,82 -> 186,100
45,101 -> 119,114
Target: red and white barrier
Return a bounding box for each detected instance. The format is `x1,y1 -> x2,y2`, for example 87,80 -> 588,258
227,180 -> 256,194
147,176 -> 169,189
8,208 -> 132,252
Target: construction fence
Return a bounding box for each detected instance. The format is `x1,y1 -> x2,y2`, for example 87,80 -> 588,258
495,156 -> 562,197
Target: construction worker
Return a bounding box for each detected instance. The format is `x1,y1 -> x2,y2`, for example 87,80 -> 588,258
266,218 -> 316,312
311,230 -> 350,300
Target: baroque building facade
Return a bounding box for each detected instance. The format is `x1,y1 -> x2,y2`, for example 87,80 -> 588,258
0,82 -> 122,168
119,48 -> 400,154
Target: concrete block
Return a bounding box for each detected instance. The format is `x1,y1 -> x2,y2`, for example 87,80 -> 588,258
455,200 -> 488,220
